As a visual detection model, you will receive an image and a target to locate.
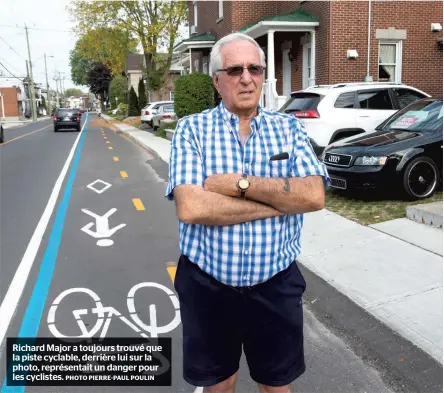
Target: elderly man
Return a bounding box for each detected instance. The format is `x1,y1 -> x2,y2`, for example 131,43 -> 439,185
166,32 -> 330,393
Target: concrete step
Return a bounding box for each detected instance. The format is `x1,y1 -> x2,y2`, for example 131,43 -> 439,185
406,201 -> 443,229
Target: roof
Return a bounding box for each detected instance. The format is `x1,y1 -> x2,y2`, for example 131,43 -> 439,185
240,8 -> 319,31
126,54 -> 144,71
174,32 -> 216,52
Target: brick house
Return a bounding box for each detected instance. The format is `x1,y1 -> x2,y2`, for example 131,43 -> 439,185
0,86 -> 23,120
175,1 -> 443,110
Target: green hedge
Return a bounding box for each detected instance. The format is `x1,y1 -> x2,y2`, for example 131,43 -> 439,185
174,73 -> 216,118
156,120 -> 178,139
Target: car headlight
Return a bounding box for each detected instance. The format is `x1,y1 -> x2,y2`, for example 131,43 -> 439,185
354,156 -> 388,166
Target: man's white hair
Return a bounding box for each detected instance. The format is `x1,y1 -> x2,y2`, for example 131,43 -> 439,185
209,32 -> 266,76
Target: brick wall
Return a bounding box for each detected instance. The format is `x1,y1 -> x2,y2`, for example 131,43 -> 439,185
0,87 -> 20,117
188,1 -> 233,39
330,1 -> 443,97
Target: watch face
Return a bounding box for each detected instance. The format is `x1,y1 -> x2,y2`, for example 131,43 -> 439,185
238,178 -> 249,190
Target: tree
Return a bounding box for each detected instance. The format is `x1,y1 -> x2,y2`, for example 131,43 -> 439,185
65,88 -> 84,97
70,1 -> 188,89
128,86 -> 139,116
87,63 -> 112,108
70,43 -> 94,86
138,78 -> 147,110
109,75 -> 128,108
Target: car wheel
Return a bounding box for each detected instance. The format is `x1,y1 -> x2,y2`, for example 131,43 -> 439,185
0,126 -> 4,143
402,157 -> 439,200
148,121 -> 153,128
54,126 -> 58,132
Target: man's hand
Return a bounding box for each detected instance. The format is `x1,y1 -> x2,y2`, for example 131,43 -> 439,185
204,173 -> 240,197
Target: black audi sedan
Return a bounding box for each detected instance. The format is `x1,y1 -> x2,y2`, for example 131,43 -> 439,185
322,98 -> 443,200
53,108 -> 81,132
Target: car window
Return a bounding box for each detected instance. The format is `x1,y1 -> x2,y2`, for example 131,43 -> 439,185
279,93 -> 323,113
57,109 -> 74,116
334,92 -> 355,108
384,100 -> 443,132
357,89 -> 393,110
163,105 -> 174,112
392,88 -> 427,109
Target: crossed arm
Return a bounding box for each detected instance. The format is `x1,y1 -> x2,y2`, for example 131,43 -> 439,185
173,174 -> 325,226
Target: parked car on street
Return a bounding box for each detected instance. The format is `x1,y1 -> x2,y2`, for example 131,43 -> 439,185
0,121 -> 4,144
53,108 -> 81,132
322,98 -> 443,200
152,104 -> 176,130
140,101 -> 173,127
279,82 -> 430,156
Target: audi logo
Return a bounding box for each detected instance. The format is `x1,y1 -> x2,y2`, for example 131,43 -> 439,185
327,155 -> 340,163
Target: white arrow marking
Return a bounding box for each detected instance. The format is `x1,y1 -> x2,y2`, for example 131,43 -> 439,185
81,208 -> 126,246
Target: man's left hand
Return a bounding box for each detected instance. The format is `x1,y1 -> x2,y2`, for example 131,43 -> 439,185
204,173 -> 240,197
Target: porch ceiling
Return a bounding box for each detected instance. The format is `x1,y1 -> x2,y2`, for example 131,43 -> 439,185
174,32 -> 216,53
240,9 -> 319,39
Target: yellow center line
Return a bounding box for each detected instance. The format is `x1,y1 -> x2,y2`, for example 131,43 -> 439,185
120,171 -> 128,178
108,146 -> 113,150
113,156 -> 119,162
106,141 -> 110,144
166,261 -> 177,284
132,198 -> 146,211
0,125 -> 50,146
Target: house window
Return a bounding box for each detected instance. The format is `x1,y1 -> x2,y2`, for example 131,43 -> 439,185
379,41 -> 402,83
193,1 -> 198,27
170,91 -> 175,101
218,0 -> 223,19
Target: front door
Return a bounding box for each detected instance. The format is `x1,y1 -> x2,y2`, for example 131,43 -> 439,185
282,49 -> 291,100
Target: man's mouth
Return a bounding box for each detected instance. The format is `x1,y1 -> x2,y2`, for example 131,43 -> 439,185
239,91 -> 254,95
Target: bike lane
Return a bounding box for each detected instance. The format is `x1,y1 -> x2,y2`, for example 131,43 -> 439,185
1,116 -> 188,393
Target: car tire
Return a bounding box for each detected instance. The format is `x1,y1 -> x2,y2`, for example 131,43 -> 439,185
0,126 -> 4,143
54,126 -> 58,132
402,157 -> 439,200
148,121 -> 153,128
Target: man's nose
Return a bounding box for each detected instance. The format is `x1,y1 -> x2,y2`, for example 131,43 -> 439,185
240,68 -> 253,83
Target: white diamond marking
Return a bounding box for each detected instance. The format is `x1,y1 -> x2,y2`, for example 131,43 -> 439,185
86,179 -> 112,194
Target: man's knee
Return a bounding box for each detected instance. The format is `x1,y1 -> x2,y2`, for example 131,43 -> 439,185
203,372 -> 238,393
258,384 -> 292,393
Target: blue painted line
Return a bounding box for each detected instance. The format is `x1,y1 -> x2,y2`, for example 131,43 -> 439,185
2,115 -> 89,393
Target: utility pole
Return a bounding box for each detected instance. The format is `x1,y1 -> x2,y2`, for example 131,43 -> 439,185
25,24 -> 37,121
53,74 -> 60,107
44,53 -> 50,113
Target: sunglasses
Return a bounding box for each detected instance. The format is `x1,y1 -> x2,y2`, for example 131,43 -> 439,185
217,65 -> 266,77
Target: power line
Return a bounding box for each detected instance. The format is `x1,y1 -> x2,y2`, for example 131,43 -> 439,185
0,36 -> 26,60
0,60 -> 23,82
0,24 -> 73,33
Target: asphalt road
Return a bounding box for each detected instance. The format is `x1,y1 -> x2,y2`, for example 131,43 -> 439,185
0,114 -> 440,393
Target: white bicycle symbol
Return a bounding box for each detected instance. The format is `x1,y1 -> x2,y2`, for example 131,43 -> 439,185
47,282 -> 181,339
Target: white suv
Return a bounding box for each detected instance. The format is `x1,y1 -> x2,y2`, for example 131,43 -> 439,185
279,82 -> 430,156
141,101 -> 173,127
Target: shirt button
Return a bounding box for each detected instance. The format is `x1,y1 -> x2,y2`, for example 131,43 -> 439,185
245,250 -> 249,255
243,276 -> 249,281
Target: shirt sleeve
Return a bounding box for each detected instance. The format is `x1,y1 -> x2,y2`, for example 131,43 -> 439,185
291,118 -> 331,189
165,118 -> 204,201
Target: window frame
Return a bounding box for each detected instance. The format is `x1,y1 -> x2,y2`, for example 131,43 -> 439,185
218,0 -> 223,19
169,91 -> 175,101
378,40 -> 402,84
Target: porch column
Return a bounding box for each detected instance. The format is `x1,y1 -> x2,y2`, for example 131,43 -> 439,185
189,48 -> 192,74
309,30 -> 316,87
267,30 -> 277,109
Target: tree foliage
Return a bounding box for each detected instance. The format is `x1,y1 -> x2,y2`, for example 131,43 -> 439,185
138,78 -> 147,110
174,73 -> 216,118
87,63 -> 112,106
109,75 -> 128,108
128,86 -> 139,116
69,1 -> 188,90
70,41 -> 95,86
64,88 -> 84,97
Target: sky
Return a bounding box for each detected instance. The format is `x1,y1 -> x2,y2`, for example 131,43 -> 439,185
0,0 -> 87,92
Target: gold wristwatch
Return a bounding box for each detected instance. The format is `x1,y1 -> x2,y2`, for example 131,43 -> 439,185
236,174 -> 250,199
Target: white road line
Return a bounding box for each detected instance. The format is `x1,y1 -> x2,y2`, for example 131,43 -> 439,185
0,120 -> 87,347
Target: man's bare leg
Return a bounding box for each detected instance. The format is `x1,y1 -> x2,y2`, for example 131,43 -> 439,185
258,383 -> 292,393
203,372 -> 238,393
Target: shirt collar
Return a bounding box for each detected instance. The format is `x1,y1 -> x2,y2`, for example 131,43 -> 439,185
218,101 -> 263,135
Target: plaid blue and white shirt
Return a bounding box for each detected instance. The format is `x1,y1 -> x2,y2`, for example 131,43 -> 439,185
166,102 -> 330,287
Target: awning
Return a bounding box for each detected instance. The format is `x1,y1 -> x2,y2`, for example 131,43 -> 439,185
174,32 -> 216,53
240,8 -> 319,38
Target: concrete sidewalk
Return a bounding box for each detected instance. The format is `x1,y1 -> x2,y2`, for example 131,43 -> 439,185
1,116 -> 51,129
104,115 -> 443,364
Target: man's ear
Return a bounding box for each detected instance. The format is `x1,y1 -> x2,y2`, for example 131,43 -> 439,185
212,75 -> 219,90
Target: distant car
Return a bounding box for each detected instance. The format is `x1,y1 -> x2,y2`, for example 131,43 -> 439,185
322,98 -> 443,200
53,108 -> 81,132
279,82 -> 430,156
152,104 -> 176,130
0,122 -> 4,144
141,101 -> 173,127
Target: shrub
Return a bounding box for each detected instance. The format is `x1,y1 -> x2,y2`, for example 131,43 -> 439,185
156,120 -> 178,139
128,86 -> 139,116
174,73 -> 216,118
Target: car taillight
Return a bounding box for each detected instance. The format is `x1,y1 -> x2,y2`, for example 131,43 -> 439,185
76,117 -> 80,121
145,111 -> 150,115
52,116 -> 56,121
294,110 -> 319,119
162,114 -> 172,119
